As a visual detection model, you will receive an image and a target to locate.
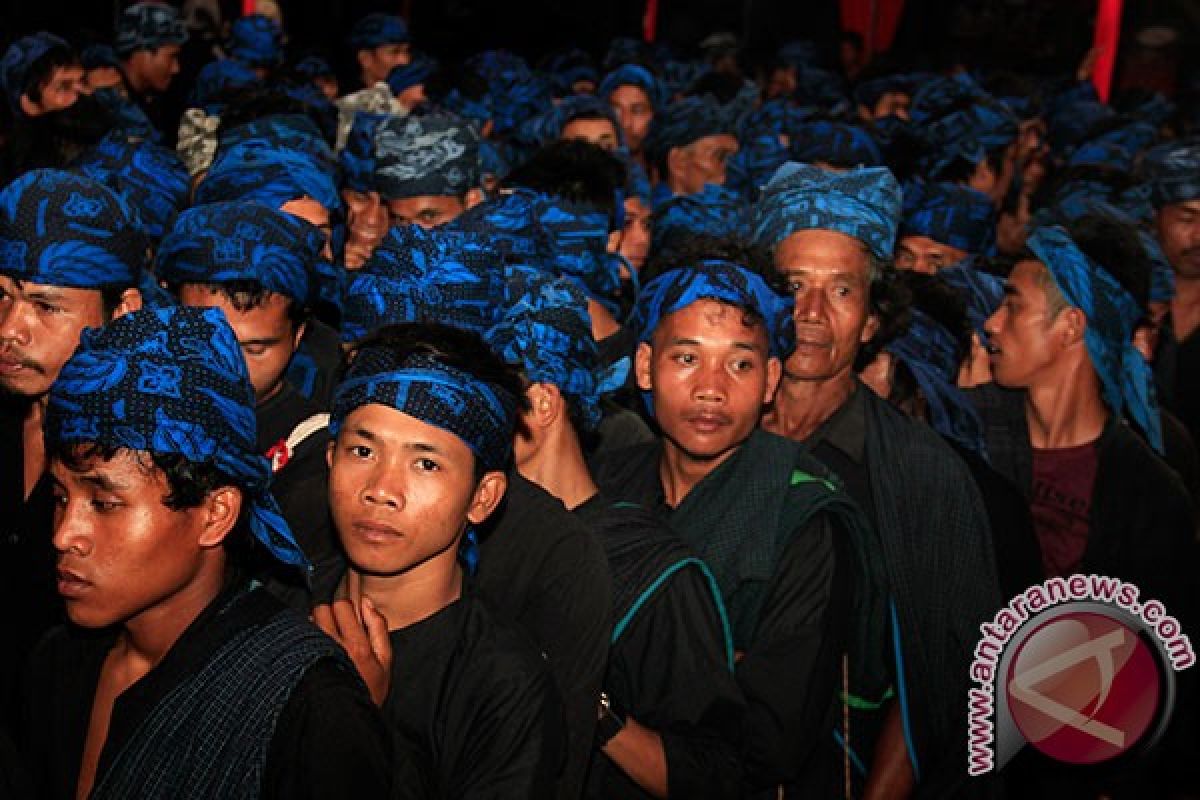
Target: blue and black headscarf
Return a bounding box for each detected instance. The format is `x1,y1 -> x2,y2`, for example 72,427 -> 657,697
217,114 -> 336,173
340,111 -> 389,194
386,53 -> 437,97
0,32 -> 70,114
643,96 -> 734,169
723,132 -> 789,203
854,74 -> 917,114
1027,225 -> 1163,453
157,201 -> 337,310
900,180 -> 996,256
884,307 -> 987,457
1140,137 -> 1200,208
754,161 -> 902,260
918,101 -> 1017,179
939,259 -> 1003,342
227,14 -> 284,68
631,260 -> 793,357
341,224 -> 503,343
518,94 -> 622,149
598,64 -> 668,109
196,142 -> 342,216
114,2 -> 188,57
373,112 -> 481,200
0,169 -> 149,289
192,59 -> 261,110
45,306 -> 310,569
294,55 -> 334,81
487,266 -> 628,431
347,13 -> 409,52
72,132 -> 190,241
790,120 -> 881,168
652,183 -> 750,254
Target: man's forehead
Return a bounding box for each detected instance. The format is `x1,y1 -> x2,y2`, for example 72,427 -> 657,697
1165,199 -> 1200,215
0,274 -> 96,301
775,229 -> 871,276
1007,259 -> 1048,290
655,298 -> 769,346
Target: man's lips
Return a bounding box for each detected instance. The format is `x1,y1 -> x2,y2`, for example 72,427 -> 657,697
682,411 -> 732,433
56,567 -> 91,599
0,352 -> 40,374
351,519 -> 404,544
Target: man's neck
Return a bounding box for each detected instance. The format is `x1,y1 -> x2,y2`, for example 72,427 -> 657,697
351,555 -> 463,632
1171,275 -> 1200,340
762,368 -> 856,442
517,425 -> 598,511
658,439 -> 739,508
118,558 -> 227,674
1024,364 -> 1108,449
21,395 -> 46,501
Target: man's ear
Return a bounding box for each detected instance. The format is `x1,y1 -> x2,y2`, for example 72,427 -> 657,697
466,471 -> 508,526
197,486 -> 243,548
292,319 -> 307,351
860,311 -> 881,344
326,438 -> 335,469
764,355 -> 783,404
111,288 -> 144,320
526,382 -> 564,432
464,187 -> 485,210
635,341 -> 654,391
18,94 -> 41,118
1060,307 -> 1088,347
666,146 -> 687,183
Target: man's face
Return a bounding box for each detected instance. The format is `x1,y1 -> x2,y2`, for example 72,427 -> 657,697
765,66 -> 796,100
128,44 -> 182,94
178,286 -> 302,404
873,91 -> 910,121
608,85 -> 654,152
895,235 -> 969,274
561,117 -> 620,152
608,196 -> 652,273
1156,200 -> 1200,280
671,133 -> 738,195
279,196 -> 334,259
328,403 -> 499,577
774,229 -> 878,383
50,450 -> 227,629
22,64 -> 85,116
360,43 -> 411,86
984,259 -> 1068,389
386,194 -> 467,229
0,276 -> 106,398
636,299 -> 781,467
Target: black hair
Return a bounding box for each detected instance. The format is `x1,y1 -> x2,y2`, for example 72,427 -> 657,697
854,266 -> 912,370
1027,163 -> 1134,216
686,71 -> 744,104
886,271 -> 972,410
0,93 -> 115,184
21,42 -> 80,107
50,442 -> 256,566
935,146 -> 1008,185
503,139 -> 625,218
1063,213 -> 1150,313
175,280 -> 309,326
216,88 -> 337,145
339,322 -> 530,479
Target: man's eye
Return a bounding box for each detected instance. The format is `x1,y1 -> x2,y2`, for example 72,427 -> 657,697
91,499 -> 120,512
349,444 -> 372,458
415,458 -> 440,472
673,352 -> 696,365
35,302 -> 61,314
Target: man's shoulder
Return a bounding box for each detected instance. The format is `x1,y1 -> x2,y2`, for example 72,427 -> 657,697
861,387 -> 977,483
455,593 -> 557,689
1101,421 -> 1192,505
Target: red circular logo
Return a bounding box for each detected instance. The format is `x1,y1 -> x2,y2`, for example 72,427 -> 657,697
1006,612 -> 1161,764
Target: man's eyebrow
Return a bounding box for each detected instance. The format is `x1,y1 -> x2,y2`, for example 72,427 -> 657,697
403,441 -> 443,455
80,473 -> 126,492
666,337 -> 702,347
23,288 -> 68,303
240,337 -> 283,347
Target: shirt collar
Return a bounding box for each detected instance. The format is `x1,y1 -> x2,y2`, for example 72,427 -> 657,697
806,380 -> 867,463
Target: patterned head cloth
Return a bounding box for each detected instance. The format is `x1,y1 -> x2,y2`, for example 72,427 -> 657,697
754,161 -> 902,260
330,339 -> 517,473
218,114 -> 336,172
386,53 -> 437,97
1140,137 -> 1200,208
1027,225 -> 1162,453
342,224 -> 503,343
739,98 -> 817,141
340,111 -> 389,193
884,306 -> 986,457
448,189 -> 621,314
71,132 -> 188,242
80,43 -> 120,70
191,59 -> 261,109
486,266 -> 628,431
1067,121 -> 1157,171
622,152 -> 652,204
1,32 -> 70,113
196,143 -> 342,215
519,94 -> 621,149
724,132 -> 789,203
114,2 -> 188,57
900,180 -> 996,256
603,37 -> 652,71
643,97 -> 735,168
631,260 -> 793,357
652,183 -> 750,255
295,55 -> 334,80
157,201 -> 333,309
791,65 -> 849,110
939,259 -> 1003,341
441,87 -> 492,126
373,112 -> 481,200
908,73 -> 989,125
789,120 -> 881,168
227,14 -> 284,67
598,64 -> 668,109
1047,100 -> 1115,155
45,306 -> 307,568
854,75 -> 916,113
918,101 -> 1017,179
347,13 -> 409,51
0,169 -> 148,289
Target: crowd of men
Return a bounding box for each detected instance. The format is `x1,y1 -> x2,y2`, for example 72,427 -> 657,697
0,2 -> 1197,798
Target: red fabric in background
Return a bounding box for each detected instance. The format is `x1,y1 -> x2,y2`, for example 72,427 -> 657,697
643,0 -> 659,42
839,0 -> 906,54
1092,0 -> 1122,102
243,0 -> 256,15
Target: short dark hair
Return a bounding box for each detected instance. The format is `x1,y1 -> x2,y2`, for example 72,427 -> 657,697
1064,213 -> 1150,312
339,322 -> 529,479
22,42 -> 80,106
886,272 -> 973,410
502,139 -> 625,218
177,280 -> 308,326
686,71 -> 744,104
855,266 -> 912,370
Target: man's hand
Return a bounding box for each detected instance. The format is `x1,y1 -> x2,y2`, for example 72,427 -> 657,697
313,596 -> 393,706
